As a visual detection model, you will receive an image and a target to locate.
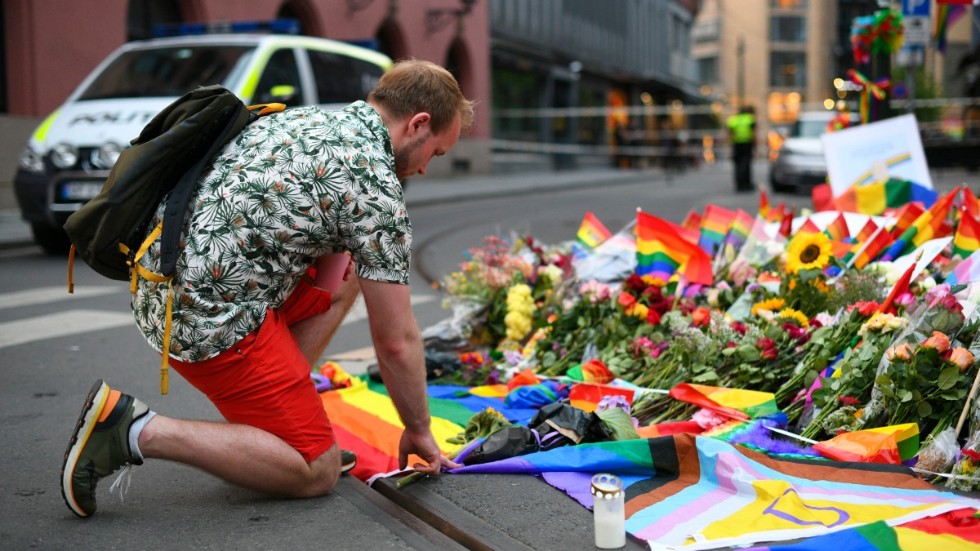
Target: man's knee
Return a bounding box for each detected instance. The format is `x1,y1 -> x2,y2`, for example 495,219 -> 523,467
291,445 -> 342,498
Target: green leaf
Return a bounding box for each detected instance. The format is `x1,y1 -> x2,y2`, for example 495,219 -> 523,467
917,401 -> 933,417
937,364 -> 960,391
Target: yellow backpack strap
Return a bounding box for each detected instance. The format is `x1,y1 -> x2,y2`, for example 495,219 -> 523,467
118,221 -> 173,395
247,102 -> 286,116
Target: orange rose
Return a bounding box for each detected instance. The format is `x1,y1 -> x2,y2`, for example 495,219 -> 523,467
922,331 -> 951,354
691,307 -> 711,328
949,347 -> 975,373
886,343 -> 914,362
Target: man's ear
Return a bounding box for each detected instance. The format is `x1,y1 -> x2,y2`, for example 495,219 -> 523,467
407,112 -> 431,135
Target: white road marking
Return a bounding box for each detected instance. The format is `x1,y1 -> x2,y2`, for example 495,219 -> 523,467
0,309 -> 134,349
0,286 -> 121,310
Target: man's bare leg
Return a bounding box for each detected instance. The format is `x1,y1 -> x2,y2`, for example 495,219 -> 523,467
138,416 -> 342,497
291,275 -> 362,365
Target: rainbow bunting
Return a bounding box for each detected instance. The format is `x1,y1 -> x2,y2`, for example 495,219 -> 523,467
636,211 -> 713,285
575,211 -> 612,249
698,204 -> 736,255
823,212 -> 851,242
453,434 -> 980,550
833,178 -> 937,216
813,423 -> 920,465
946,248 -> 980,286
952,210 -> 980,260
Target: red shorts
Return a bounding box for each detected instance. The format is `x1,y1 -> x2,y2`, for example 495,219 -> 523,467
169,277 -> 335,462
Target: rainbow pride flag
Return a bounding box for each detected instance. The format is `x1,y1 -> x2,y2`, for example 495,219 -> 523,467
952,210 -> 980,260
575,211 -> 612,249
962,186 -> 980,219
823,212 -> 851,242
813,423 -> 920,465
698,204 -> 736,255
321,378 -> 539,481
636,211 -> 713,285
934,2 -> 968,54
880,189 -> 957,262
723,209 -> 756,251
748,512 -> 980,550
453,434 -> 980,550
670,383 -> 780,420
832,179 -> 937,216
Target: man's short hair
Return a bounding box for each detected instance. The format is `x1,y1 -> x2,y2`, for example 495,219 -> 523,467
368,58 -> 475,134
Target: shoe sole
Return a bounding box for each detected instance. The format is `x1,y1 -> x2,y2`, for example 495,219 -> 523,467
61,379 -> 110,518
341,457 -> 357,474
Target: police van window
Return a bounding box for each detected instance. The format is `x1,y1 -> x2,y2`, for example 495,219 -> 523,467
78,46 -> 254,100
308,50 -> 383,104
254,48 -> 302,105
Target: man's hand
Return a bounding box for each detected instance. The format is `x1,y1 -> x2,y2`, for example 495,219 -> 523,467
399,428 -> 461,474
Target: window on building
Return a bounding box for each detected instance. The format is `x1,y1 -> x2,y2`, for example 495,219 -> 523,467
126,0 -> 182,41
698,56 -> 719,84
492,66 -> 542,140
770,51 -> 806,88
770,16 -> 806,42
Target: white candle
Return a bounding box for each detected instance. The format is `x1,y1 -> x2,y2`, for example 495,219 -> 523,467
592,474 -> 625,549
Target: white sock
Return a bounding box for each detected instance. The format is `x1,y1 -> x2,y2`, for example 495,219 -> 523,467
128,410 -> 156,462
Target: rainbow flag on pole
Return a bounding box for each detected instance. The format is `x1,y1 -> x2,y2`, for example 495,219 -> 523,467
698,204 -> 736,255
952,210 -> 980,260
636,211 -> 713,285
575,211 -> 613,249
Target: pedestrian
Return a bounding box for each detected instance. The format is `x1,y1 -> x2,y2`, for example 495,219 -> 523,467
61,59 -> 474,518
726,105 -> 756,192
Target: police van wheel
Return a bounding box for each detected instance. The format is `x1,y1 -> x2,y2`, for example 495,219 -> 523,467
31,223 -> 72,255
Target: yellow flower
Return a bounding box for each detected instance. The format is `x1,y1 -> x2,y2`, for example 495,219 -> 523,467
641,275 -> 667,287
785,232 -> 832,273
778,308 -> 809,328
629,303 -> 650,319
751,298 -> 785,316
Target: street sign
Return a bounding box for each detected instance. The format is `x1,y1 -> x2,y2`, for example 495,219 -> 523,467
901,0 -> 930,17
904,16 -> 930,47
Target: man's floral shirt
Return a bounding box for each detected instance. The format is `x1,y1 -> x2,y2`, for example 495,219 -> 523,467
133,101 -> 411,361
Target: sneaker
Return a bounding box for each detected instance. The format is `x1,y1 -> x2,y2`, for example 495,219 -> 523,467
61,379 -> 148,517
341,449 -> 357,474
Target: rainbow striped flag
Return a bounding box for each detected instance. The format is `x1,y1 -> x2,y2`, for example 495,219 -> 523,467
813,423 -> 920,465
453,434 -> 980,550
832,179 -> 937,216
880,189 -> 958,262
850,224 -> 894,269
796,218 -> 821,235
749,512 -> 980,550
636,211 -> 713,285
888,202 -> 925,239
854,218 -> 880,244
823,212 -> 851,242
934,2 -> 968,54
575,211 -> 612,249
961,186 -> 980,219
321,378 -> 539,481
723,209 -> 756,251
698,204 -> 736,255
682,209 -> 702,232
670,383 -> 779,420
952,210 -> 980,260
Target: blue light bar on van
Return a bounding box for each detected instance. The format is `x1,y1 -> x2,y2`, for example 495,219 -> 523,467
152,18 -> 300,38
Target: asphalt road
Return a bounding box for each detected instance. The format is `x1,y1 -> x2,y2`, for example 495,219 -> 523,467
0,161 -> 975,550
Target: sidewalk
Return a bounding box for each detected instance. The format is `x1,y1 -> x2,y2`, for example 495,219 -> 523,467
0,165 -> 662,250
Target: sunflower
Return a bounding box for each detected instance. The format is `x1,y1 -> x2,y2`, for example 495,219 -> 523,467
785,232 -> 832,273
751,297 -> 786,316
778,308 -> 809,328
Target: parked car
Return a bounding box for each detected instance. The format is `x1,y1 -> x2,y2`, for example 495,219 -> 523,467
768,110 -> 856,194
15,21 -> 392,253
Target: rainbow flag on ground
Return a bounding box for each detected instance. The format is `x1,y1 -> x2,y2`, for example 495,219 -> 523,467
952,210 -> 980,260
453,434 -> 980,550
670,383 -> 779,420
813,423 -> 920,465
575,211 -> 612,249
636,211 -> 713,285
321,378 -> 539,481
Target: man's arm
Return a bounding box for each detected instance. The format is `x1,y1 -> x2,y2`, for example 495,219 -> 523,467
358,277 -> 459,474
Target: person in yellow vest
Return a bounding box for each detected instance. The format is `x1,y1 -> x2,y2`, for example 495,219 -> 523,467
726,106 -> 756,193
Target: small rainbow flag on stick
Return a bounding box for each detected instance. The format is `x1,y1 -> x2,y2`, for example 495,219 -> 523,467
636,210 -> 713,285
952,210 -> 980,260
814,423 -> 920,465
698,204 -> 736,255
575,211 -> 612,249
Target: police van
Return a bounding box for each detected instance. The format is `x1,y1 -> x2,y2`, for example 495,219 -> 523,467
15,20 -> 392,252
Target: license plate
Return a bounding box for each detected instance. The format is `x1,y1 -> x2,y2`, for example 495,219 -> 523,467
59,181 -> 103,201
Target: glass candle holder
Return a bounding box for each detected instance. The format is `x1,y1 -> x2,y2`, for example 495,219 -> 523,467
591,473 -> 625,549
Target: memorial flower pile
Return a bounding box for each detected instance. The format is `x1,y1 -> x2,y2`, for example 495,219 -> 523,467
424,193 -> 980,489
